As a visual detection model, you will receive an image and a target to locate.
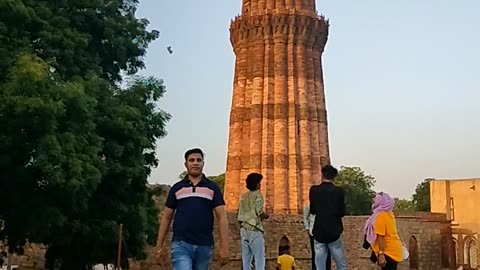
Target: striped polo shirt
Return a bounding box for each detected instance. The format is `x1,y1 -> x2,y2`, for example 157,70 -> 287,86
165,175 -> 225,246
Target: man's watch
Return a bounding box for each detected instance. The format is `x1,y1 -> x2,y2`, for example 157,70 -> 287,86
378,251 -> 384,255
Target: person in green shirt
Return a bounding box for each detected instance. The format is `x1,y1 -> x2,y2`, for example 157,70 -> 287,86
237,173 -> 269,270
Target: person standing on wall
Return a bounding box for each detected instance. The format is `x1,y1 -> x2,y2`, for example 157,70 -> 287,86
364,192 -> 403,270
155,148 -> 229,269
237,173 -> 269,270
276,245 -> 296,270
304,202 -> 332,270
309,165 -> 347,270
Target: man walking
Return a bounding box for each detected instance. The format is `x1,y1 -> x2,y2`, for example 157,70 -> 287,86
309,165 -> 347,270
155,148 -> 229,269
237,173 -> 269,270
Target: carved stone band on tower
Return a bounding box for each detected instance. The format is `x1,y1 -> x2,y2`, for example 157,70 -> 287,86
224,0 -> 331,214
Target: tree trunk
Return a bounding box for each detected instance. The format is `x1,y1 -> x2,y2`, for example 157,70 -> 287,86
6,251 -> 12,270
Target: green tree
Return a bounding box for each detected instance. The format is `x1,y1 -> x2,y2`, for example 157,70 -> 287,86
394,198 -> 415,212
0,54 -> 104,255
63,76 -> 170,269
0,56 -> 170,269
412,178 -> 432,212
335,166 -> 376,215
0,1 -> 167,268
209,173 -> 225,193
178,171 -> 188,179
0,0 -> 158,83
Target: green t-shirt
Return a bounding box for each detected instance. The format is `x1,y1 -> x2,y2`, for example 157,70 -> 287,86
237,190 -> 265,232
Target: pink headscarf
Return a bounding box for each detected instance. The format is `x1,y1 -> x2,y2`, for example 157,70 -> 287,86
364,192 -> 395,245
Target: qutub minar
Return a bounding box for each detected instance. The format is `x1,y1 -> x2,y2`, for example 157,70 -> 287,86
224,0 -> 331,214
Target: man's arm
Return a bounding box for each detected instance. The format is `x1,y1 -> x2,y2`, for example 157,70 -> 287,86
156,207 -> 174,250
255,193 -> 268,220
211,184 -> 229,265
214,205 -> 229,250
157,185 -> 178,252
303,204 -> 310,230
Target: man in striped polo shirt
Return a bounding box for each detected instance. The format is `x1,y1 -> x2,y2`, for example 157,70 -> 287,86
155,148 -> 229,269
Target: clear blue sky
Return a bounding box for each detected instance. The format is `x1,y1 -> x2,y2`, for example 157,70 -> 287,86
136,0 -> 480,199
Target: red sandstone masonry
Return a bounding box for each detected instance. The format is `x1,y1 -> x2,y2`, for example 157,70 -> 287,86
134,211 -> 455,270
6,211 -> 455,269
225,0 -> 330,215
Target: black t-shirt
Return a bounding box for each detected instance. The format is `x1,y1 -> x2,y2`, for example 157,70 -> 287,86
309,182 -> 346,244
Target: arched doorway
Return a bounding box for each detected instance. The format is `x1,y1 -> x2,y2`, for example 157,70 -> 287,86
409,236 -> 419,270
279,235 -> 290,256
465,238 -> 478,269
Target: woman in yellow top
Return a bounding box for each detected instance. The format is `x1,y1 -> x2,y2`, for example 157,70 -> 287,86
364,192 -> 402,270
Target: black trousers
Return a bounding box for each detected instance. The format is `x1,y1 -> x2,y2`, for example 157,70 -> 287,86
309,234 -> 331,270
381,255 -> 398,270
371,253 -> 398,270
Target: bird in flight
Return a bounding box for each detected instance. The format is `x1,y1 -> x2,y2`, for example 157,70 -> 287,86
167,46 -> 173,54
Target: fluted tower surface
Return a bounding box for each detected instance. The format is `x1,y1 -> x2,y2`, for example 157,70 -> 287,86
225,0 -> 331,214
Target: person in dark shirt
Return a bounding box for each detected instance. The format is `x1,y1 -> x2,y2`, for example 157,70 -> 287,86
304,203 -> 332,270
309,165 -> 347,270
155,148 -> 229,269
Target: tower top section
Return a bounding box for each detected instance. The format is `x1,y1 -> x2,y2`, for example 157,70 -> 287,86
241,0 -> 317,16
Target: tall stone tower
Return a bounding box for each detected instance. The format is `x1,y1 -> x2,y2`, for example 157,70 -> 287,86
225,0 -> 330,214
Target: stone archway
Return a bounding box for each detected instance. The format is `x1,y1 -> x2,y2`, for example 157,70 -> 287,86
409,236 -> 419,270
465,237 -> 478,269
278,235 -> 290,256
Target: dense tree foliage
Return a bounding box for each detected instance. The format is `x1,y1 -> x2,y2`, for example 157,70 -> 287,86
412,178 -> 432,212
0,0 -> 158,83
209,173 -> 225,193
394,198 -> 415,212
0,1 -> 168,269
335,166 -> 376,215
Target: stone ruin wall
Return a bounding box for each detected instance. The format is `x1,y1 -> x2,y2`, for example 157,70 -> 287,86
4,186 -> 456,270
131,213 -> 454,270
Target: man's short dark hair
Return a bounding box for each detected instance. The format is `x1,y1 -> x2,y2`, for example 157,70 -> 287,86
246,173 -> 263,191
184,148 -> 204,161
321,165 -> 338,180
279,245 -> 291,255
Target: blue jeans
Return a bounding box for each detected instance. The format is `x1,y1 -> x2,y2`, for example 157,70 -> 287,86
314,237 -> 347,270
240,227 -> 265,270
171,240 -> 213,270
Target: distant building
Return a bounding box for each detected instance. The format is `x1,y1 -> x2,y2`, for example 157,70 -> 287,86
430,178 -> 479,269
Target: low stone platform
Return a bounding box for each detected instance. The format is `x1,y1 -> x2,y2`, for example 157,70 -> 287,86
130,211 -> 455,270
